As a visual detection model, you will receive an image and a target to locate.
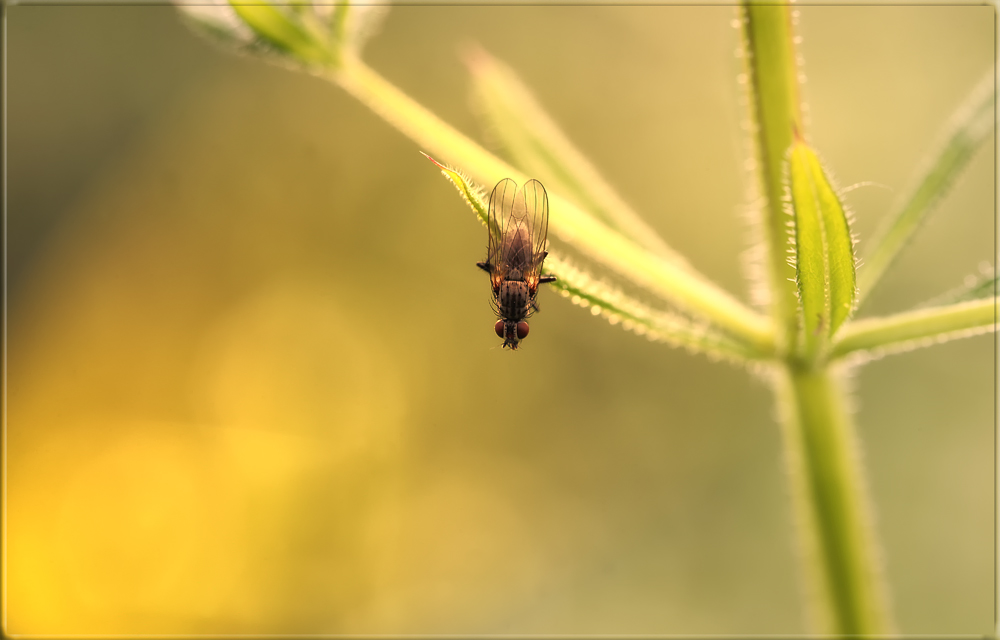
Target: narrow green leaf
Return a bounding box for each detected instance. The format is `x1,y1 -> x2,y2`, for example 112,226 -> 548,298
808,150 -> 856,335
465,47 -> 692,269
788,140 -> 857,359
858,70 -> 994,303
421,153 -> 490,227
789,143 -> 827,357
229,1 -> 332,65
423,154 -> 773,362
919,265 -> 997,308
961,275 -> 999,302
831,297 -> 995,361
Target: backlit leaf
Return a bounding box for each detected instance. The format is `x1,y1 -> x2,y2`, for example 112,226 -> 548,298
787,141 -> 857,358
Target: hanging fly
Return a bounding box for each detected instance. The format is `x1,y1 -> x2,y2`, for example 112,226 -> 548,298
477,178 -> 557,350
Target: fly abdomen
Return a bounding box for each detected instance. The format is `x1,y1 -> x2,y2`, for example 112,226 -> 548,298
497,280 -> 530,320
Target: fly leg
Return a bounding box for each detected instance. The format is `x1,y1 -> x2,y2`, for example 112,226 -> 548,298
532,275 -> 556,311
476,262 -> 491,273
538,253 -> 556,283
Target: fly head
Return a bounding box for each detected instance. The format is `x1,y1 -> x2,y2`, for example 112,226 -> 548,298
494,319 -> 530,350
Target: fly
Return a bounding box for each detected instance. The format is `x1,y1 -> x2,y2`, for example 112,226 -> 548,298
476,178 -> 557,350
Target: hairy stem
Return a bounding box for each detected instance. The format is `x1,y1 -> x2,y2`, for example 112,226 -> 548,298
773,364 -> 893,634
741,3 -> 803,352
742,2 -> 893,633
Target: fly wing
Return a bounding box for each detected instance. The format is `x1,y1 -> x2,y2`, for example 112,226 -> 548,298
503,183 -> 534,276
487,178 -> 518,284
486,178 -> 518,284
520,179 -> 550,282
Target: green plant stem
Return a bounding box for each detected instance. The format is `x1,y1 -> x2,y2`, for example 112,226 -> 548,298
743,2 -> 893,633
774,364 -> 892,634
333,56 -> 775,353
742,3 -> 803,352
831,297 -> 995,359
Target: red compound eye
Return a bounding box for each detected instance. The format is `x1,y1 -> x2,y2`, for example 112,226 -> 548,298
516,321 -> 530,340
494,320 -> 505,337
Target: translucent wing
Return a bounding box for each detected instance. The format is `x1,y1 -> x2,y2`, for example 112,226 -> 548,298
520,179 -> 550,285
487,178 -> 518,288
487,178 -> 549,291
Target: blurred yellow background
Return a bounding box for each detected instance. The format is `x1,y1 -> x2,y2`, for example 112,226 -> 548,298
6,5 -> 994,635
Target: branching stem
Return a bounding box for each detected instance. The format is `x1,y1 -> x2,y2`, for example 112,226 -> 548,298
179,4 -> 998,632
334,56 -> 775,354
742,3 -> 893,633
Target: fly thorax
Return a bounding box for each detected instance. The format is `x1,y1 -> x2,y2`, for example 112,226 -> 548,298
498,280 -> 529,319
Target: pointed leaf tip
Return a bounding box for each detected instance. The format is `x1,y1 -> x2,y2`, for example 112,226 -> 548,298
424,158 -> 490,227
420,152 -> 445,170
459,41 -> 490,73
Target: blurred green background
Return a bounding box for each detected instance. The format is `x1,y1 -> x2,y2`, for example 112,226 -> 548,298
6,4 -> 993,635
